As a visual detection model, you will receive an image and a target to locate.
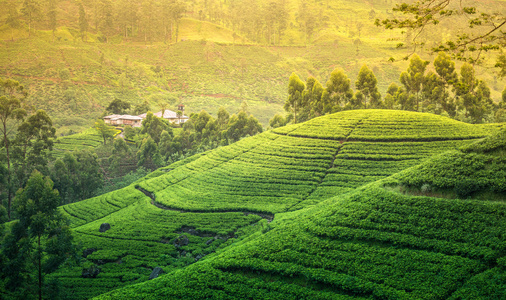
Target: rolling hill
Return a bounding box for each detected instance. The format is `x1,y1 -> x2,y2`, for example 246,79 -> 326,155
1,0 -> 505,133
90,112 -> 506,300
47,110 -> 505,299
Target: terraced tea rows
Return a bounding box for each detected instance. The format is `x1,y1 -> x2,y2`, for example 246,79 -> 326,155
52,129 -> 109,158
59,186 -> 146,227
300,139 -> 476,207
49,110 -> 504,299
94,180 -> 506,300
54,185 -> 266,299
139,110 -> 498,213
275,110 -> 501,141
138,131 -> 341,213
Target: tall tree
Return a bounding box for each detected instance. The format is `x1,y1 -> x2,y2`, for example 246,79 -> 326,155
140,0 -> 155,43
132,100 -> 150,115
297,1 -> 318,43
109,137 -> 134,176
106,98 -> 131,114
50,152 -> 86,204
94,119 -> 116,145
0,78 -> 27,220
355,65 -> 381,108
47,0 -> 57,42
96,0 -> 113,41
74,150 -> 102,200
264,0 -> 288,45
78,1 -> 88,41
6,170 -> 75,300
140,112 -> 170,144
217,107 -> 229,127
6,0 -> 21,41
117,0 -> 139,39
136,137 -> 163,169
322,68 -> 354,113
302,76 -> 324,121
454,63 -> 493,123
284,73 -> 305,124
50,158 -> 72,204
269,114 -> 287,129
12,110 -> 56,190
376,0 -> 506,75
433,52 -> 458,116
226,111 -> 262,142
495,86 -> 506,122
21,0 -> 42,37
399,54 -> 429,111
171,0 -> 186,42
422,71 -> 447,114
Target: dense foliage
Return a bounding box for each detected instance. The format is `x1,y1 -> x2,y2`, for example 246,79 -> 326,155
0,171 -> 76,300
282,54 -> 502,125
395,127 -> 506,198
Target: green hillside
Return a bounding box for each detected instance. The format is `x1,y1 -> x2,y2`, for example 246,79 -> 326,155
44,110 -> 504,299
0,35 -> 406,131
1,0 -> 504,133
91,113 -> 506,300
52,128 -> 115,158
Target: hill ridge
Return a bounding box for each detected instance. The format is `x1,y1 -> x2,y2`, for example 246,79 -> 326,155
49,110 -> 504,299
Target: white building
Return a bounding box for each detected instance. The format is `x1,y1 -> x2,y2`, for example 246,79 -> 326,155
103,114 -> 143,127
137,110 -> 189,125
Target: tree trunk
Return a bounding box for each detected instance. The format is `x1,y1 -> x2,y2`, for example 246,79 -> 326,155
3,124 -> 11,220
170,22 -> 173,43
38,234 -> 42,300
175,22 -> 179,43
294,101 -> 297,124
416,93 -> 420,111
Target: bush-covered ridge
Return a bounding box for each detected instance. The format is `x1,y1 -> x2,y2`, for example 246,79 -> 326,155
138,110 -> 500,213
52,155 -> 268,299
92,182 -> 506,300
274,110 -> 501,141
391,127 -> 506,200
49,110 -> 503,299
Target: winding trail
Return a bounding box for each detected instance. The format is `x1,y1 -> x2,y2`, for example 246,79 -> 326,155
135,186 -> 274,222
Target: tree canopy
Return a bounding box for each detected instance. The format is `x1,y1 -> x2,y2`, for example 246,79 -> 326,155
376,0 -> 506,75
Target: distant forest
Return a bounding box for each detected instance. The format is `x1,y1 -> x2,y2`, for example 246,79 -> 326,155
4,0 -> 495,45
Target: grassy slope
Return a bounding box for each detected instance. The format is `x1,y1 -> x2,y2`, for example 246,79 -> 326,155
52,128 -> 108,158
137,110 -> 501,212
48,110 -> 503,299
92,114 -> 506,300
2,0 -> 505,134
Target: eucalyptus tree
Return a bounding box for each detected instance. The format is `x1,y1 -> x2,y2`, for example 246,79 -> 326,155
399,54 -> 429,111
322,68 -> 353,113
355,65 -> 381,108
21,0 -> 42,37
284,73 -> 305,124
12,110 -> 56,191
0,78 -> 27,219
377,0 -> 506,75
1,171 -> 75,300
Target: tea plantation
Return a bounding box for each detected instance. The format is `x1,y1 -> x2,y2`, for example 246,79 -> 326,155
52,128 -> 116,158
48,110 -> 504,299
